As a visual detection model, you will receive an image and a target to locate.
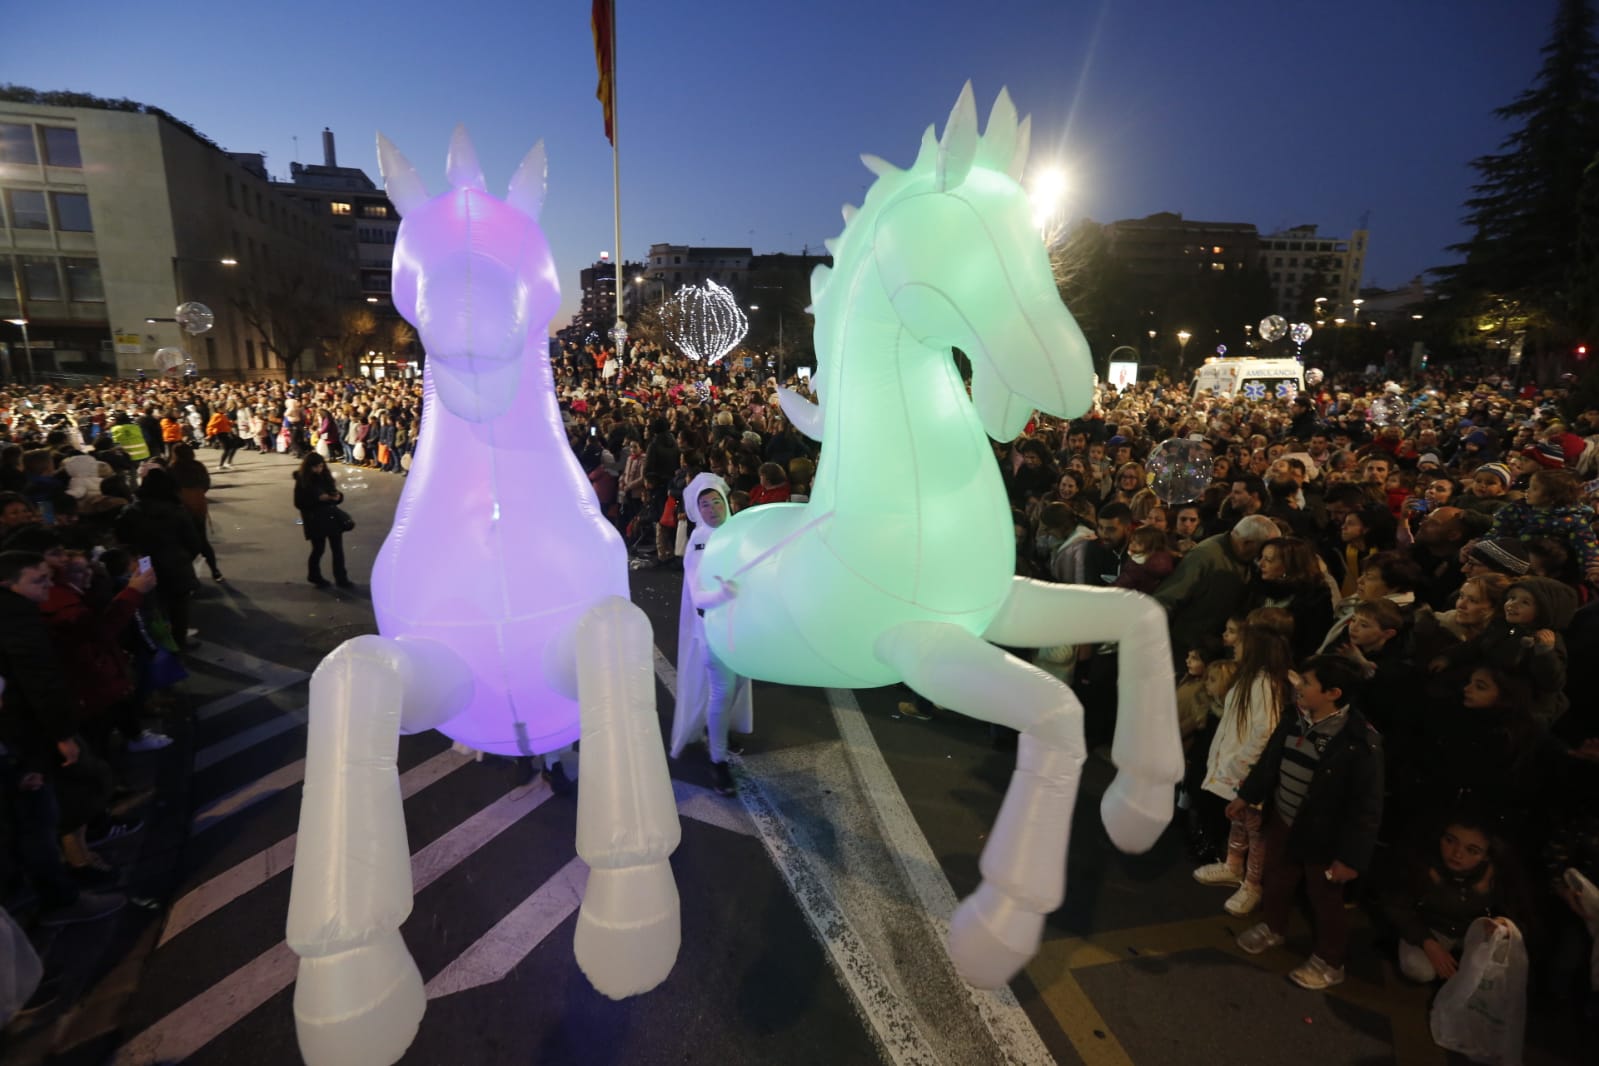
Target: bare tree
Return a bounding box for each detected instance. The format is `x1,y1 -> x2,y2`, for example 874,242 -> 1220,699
233,273 -> 340,378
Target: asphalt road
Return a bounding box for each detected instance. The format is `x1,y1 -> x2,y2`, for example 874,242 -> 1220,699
16,447 -> 1584,1066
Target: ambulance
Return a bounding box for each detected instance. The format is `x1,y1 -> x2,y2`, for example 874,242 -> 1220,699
1191,357 -> 1305,401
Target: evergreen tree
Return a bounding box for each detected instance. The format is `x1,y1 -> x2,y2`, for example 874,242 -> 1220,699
1442,0 -> 1599,344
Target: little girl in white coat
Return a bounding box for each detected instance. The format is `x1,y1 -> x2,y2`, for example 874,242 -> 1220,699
669,473 -> 752,795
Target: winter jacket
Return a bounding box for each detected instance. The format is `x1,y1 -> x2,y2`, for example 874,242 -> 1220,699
1153,532 -> 1253,660
0,587 -> 79,772
1247,579 -> 1335,661
1238,705 -> 1385,873
1203,674 -> 1283,801
114,497 -> 205,595
39,581 -> 144,718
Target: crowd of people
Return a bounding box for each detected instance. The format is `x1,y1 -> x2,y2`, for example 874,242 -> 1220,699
551,340 -> 1599,1038
0,370 -> 420,1020
3,343 -> 1598,1045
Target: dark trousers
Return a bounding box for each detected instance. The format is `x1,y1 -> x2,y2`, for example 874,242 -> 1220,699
1,755 -> 78,909
160,584 -> 191,650
217,432 -> 240,467
308,531 -> 348,582
1260,813 -> 1351,967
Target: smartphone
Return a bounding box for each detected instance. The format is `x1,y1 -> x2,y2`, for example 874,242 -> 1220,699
589,426 -> 597,436
137,556 -> 152,575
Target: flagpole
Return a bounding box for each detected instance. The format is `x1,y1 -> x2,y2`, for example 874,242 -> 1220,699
608,1 -> 625,355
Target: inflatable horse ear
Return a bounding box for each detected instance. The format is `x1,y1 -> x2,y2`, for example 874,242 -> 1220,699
506,141 -> 548,220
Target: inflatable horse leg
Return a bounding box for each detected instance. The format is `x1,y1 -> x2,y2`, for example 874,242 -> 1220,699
982,579 -> 1184,852
286,636 -> 472,1066
875,620 -> 1088,987
544,596 -> 682,999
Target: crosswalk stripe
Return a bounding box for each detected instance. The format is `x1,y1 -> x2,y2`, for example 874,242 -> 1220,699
423,857 -> 588,1000
163,749 -> 477,946
185,641 -> 309,686
190,759 -> 306,833
114,780 -> 554,1066
192,706 -> 306,771
194,679 -> 304,722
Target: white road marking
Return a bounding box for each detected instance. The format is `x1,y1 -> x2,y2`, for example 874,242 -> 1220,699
652,652 -> 942,1066
113,781 -> 554,1066
424,857 -> 589,999
164,749 -> 476,945
192,706 -> 307,771
190,759 -> 305,834
826,688 -> 1057,1066
194,679 -> 304,723
185,641 -> 309,686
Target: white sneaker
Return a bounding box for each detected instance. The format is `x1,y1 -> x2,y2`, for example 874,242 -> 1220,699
1224,884 -> 1261,916
127,730 -> 173,752
1193,862 -> 1243,886
1288,954 -> 1345,990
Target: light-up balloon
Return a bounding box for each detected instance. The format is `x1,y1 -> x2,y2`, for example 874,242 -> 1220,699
1290,321 -> 1314,346
1259,315 -> 1288,342
1146,437 -> 1212,504
176,301 -> 214,335
692,84 -> 1183,990
1305,367 -> 1325,387
152,347 -> 184,372
286,127 -> 680,1066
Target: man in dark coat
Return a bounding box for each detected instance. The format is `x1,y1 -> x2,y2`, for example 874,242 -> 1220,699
1153,514 -> 1276,665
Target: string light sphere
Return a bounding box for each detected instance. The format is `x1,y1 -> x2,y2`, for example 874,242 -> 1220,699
663,280 -> 748,364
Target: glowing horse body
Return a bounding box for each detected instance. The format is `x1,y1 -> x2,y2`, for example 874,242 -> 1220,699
285,129 -> 680,1066
696,85 -> 1184,987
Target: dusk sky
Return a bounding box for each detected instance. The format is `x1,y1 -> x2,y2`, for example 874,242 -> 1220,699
4,0 -> 1551,330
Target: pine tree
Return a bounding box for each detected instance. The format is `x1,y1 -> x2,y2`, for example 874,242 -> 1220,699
1442,0 -> 1599,343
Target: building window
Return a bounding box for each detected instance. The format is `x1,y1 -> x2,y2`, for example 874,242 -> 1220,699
64,258 -> 103,302
674,256 -> 681,265
5,189 -> 48,229
22,257 -> 61,301
1288,257 -> 1298,267
205,336 -> 216,361
255,192 -> 263,218
245,338 -> 256,368
330,202 -> 352,216
41,127 -> 81,167
52,192 -> 92,232
225,175 -> 235,208
0,124 -> 36,165
0,258 -> 14,299
360,203 -> 388,218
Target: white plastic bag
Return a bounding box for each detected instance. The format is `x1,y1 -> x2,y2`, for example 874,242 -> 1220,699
1429,917 -> 1528,1066
1,906 -> 43,1024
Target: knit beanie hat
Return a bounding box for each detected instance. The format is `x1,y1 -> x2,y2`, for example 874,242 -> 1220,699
1466,537 -> 1530,576
1475,463 -> 1512,487
1523,442 -> 1566,470
1510,575 -> 1578,630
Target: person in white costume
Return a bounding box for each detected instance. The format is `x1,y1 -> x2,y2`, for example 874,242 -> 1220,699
670,472 -> 752,795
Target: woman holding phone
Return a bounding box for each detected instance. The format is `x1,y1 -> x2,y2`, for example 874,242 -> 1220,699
292,454 -> 352,588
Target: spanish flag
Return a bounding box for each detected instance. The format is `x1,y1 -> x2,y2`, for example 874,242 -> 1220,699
591,0 -> 616,145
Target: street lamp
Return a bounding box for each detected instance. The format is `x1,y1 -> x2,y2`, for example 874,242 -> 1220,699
1176,329 -> 1192,368
5,317 -> 30,384
1351,297 -> 1365,323
1027,166 -> 1070,243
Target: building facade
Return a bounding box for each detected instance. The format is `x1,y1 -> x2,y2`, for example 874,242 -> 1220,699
0,93 -> 357,380
1101,212 -> 1260,281
1258,224 -> 1368,318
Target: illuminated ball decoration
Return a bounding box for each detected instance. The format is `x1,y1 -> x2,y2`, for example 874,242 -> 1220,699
175,301 -> 215,335
1146,437 -> 1212,505
1259,315 -> 1288,342
1289,322 -> 1313,346
663,280 -> 748,365
1305,367 -> 1325,387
